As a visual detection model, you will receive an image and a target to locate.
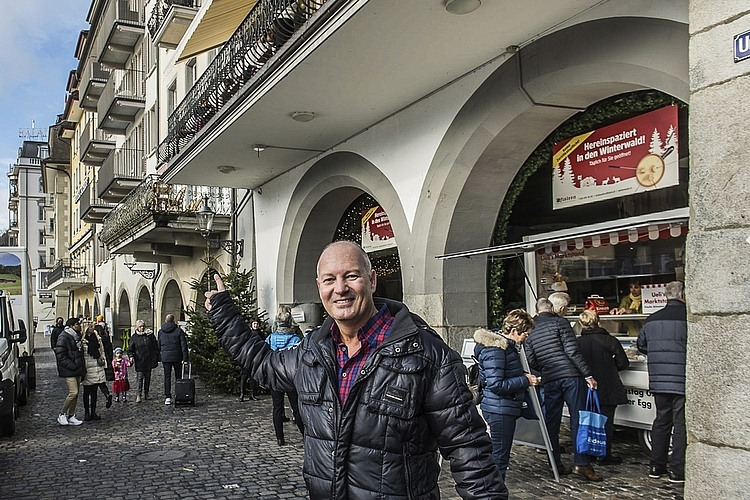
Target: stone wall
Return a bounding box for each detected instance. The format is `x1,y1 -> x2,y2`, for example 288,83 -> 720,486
686,2 -> 750,497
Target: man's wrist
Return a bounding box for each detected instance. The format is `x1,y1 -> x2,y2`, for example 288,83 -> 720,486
585,376 -> 593,380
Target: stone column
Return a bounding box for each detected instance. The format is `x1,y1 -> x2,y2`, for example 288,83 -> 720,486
686,3 -> 750,497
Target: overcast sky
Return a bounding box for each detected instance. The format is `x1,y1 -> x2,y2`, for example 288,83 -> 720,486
0,0 -> 91,231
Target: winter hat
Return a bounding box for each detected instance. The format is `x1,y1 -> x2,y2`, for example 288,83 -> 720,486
66,317 -> 81,327
114,347 -> 123,355
96,314 -> 104,322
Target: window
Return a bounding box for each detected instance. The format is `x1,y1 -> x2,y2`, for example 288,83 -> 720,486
167,80 -> 177,115
38,204 -> 45,221
186,58 -> 197,90
39,176 -> 44,192
39,230 -> 45,245
39,251 -> 46,269
49,217 -> 55,234
147,106 -> 158,153
49,249 -> 55,264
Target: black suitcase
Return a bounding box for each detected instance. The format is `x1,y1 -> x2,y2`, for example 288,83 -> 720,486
174,363 -> 195,406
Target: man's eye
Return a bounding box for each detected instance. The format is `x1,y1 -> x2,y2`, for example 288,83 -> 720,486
346,274 -> 360,281
322,278 -> 335,284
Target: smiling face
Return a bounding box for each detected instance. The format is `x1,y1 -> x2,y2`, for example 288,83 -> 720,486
316,242 -> 378,334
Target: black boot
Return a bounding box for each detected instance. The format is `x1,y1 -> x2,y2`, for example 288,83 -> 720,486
248,391 -> 257,401
239,393 -> 245,402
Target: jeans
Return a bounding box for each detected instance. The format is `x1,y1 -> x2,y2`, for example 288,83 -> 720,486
484,411 -> 517,479
542,376 -> 589,466
136,370 -> 152,397
271,390 -> 304,440
651,393 -> 686,475
61,376 -> 81,416
83,385 -> 98,415
163,362 -> 183,398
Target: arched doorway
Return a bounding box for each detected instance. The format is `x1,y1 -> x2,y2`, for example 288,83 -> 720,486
161,280 -> 184,322
76,299 -> 82,318
116,290 -> 131,349
93,296 -> 100,319
136,286 -> 152,329
83,299 -> 90,321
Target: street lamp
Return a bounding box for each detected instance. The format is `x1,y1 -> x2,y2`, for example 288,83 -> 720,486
196,194 -> 243,257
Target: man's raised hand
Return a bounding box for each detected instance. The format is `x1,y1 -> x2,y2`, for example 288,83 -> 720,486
204,273 -> 227,311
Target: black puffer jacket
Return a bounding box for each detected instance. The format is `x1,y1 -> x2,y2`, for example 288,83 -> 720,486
55,328 -> 86,378
158,322 -> 189,363
473,328 -> 529,417
577,327 -> 629,406
637,299 -> 687,395
209,292 -> 507,500
128,331 -> 160,371
525,312 -> 591,382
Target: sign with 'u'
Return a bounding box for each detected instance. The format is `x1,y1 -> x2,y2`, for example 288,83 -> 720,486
735,30 -> 750,63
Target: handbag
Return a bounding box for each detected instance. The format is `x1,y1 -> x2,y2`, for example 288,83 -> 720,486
585,295 -> 610,315
575,388 -> 608,457
104,367 -> 115,382
97,357 -> 106,367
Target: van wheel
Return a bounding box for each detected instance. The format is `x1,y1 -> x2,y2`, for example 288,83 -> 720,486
0,398 -> 16,437
638,429 -> 672,457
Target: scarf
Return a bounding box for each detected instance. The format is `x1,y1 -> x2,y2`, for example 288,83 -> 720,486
629,293 -> 642,312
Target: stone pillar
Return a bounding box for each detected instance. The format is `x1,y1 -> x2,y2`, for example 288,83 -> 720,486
686,3 -> 750,497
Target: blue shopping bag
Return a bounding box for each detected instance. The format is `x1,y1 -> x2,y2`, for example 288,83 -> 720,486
575,388 -> 608,457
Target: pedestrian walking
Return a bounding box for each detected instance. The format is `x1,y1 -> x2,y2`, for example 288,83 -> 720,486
82,326 -> 111,420
112,348 -> 131,402
637,281 -> 687,484
205,241 -> 507,499
157,314 -> 189,405
50,317 -> 64,350
127,319 -> 159,402
239,319 -> 263,402
54,317 -> 86,426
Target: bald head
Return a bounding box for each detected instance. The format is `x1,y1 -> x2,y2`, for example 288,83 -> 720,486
316,240 -> 372,278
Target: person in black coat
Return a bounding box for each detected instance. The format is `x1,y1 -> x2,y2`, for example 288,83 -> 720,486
54,317 -> 86,426
473,309 -> 540,479
239,319 -> 263,402
127,319 -> 160,402
50,317 -> 64,350
577,310 -> 629,465
157,314 -> 189,405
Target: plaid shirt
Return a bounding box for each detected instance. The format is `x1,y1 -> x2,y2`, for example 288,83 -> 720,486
331,304 -> 394,405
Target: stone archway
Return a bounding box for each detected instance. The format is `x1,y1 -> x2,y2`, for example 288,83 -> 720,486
83,299 -> 90,321
136,286 -> 152,330
116,289 -> 131,349
161,279 -> 184,323
410,16 -> 689,347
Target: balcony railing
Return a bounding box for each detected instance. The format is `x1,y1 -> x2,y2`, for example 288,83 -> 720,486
158,0 -> 326,163
98,68 -> 146,132
47,259 -> 88,285
98,147 -> 146,202
80,181 -> 117,224
79,61 -> 110,111
98,0 -> 145,68
100,174 -> 233,245
148,0 -> 200,39
80,117 -> 115,165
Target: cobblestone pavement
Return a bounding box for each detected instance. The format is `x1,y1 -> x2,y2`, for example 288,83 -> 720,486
0,334 -> 685,499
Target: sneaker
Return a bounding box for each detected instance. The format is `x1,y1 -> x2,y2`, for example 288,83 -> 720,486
67,415 -> 83,426
136,395 -> 142,403
668,471 -> 685,484
165,397 -> 172,405
649,465 -> 668,479
106,394 -> 113,408
114,396 -> 119,403
57,414 -> 69,426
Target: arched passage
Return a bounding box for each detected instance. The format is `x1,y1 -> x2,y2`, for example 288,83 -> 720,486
273,152 -> 408,309
411,16 -> 689,346
161,279 -> 184,323
83,299 -> 90,320
116,290 -> 131,349
136,286 -> 152,329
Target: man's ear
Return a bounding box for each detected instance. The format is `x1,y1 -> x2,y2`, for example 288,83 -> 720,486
370,270 -> 377,293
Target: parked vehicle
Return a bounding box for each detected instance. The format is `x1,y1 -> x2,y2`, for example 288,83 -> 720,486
0,291 -> 30,436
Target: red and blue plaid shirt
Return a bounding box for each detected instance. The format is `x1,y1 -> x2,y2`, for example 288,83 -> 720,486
331,304 -> 394,405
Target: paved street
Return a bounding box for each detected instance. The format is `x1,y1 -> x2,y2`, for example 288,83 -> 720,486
0,334 -> 685,499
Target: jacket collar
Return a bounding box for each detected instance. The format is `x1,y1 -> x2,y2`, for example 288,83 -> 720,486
473,328 -> 509,349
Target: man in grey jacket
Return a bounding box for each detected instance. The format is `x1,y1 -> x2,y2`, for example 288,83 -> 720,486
206,241 -> 507,499
637,281 -> 687,484
525,294 -> 601,481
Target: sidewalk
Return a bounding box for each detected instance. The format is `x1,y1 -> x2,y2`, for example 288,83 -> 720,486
0,334 -> 684,499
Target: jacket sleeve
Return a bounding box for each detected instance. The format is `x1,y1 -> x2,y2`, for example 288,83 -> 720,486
609,337 -> 630,371
55,341 -> 79,373
637,325 -> 648,354
424,346 -> 508,499
480,348 -> 529,397
558,319 -> 591,378
209,291 -> 300,392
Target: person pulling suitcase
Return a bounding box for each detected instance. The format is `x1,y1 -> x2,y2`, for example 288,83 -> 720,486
157,314 -> 189,405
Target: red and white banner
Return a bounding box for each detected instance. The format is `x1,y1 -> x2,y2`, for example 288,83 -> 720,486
552,105 -> 679,209
361,206 -> 397,252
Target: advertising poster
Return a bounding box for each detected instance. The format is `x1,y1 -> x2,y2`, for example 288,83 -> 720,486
552,105 -> 679,210
361,206 -> 397,253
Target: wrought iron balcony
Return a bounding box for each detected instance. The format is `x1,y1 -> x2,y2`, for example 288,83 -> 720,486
97,147 -> 146,203
46,259 -> 92,291
79,61 -> 110,111
100,174 -> 233,258
158,0 -> 326,164
148,0 -> 200,47
80,180 -> 117,224
80,118 -> 115,165
98,0 -> 145,69
98,68 -> 146,133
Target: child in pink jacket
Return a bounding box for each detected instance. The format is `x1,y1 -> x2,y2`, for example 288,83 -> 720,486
112,348 -> 131,402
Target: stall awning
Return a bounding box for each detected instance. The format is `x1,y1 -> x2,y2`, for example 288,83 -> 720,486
436,208 -> 689,260
176,0 -> 258,63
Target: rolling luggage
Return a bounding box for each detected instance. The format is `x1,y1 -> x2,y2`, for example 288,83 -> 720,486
174,363 -> 196,406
